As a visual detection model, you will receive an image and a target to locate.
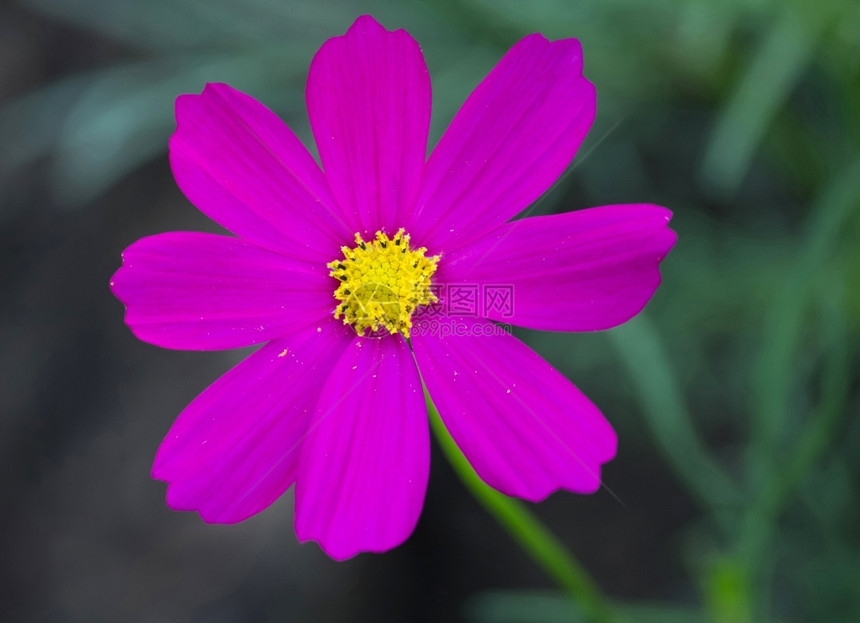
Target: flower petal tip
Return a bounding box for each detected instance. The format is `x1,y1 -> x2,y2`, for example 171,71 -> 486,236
294,527 -> 416,562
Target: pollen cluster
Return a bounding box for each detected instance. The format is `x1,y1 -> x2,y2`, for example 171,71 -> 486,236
328,229 -> 439,338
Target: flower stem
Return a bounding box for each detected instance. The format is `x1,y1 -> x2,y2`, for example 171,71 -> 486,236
426,392 -> 621,623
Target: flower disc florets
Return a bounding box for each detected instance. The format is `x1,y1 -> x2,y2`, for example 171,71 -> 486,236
328,228 -> 439,338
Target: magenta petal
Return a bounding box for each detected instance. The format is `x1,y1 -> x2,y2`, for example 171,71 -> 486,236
152,322 -> 352,523
307,15 -> 431,234
110,232 -> 334,350
409,34 -> 595,252
413,317 -> 616,500
170,83 -> 351,261
438,204 -> 677,331
294,335 -> 429,560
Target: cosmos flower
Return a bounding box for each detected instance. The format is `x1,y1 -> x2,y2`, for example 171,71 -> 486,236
111,15 -> 676,560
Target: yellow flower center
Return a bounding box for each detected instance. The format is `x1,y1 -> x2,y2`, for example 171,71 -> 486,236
327,229 -> 440,338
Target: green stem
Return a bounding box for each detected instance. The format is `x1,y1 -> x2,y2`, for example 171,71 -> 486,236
426,392 -> 621,623
743,159 -> 860,545
736,159 -> 860,622
701,4 -> 825,193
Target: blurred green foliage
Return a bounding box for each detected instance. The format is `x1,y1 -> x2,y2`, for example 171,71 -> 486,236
5,0 -> 858,621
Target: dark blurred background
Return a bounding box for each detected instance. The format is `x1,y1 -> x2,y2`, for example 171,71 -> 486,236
2,1 -> 858,622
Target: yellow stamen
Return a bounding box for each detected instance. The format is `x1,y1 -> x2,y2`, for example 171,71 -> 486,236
327,228 -> 439,338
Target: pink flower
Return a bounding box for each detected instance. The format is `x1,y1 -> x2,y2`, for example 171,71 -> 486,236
111,15 -> 676,560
